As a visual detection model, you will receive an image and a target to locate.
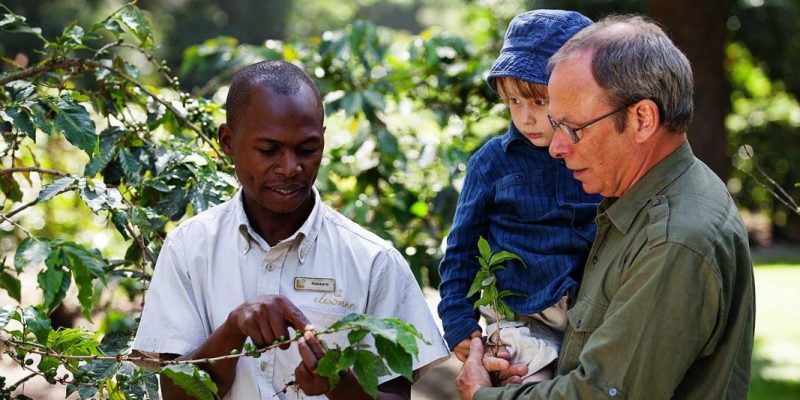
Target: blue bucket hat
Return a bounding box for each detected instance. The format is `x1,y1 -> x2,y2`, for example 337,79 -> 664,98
488,10 -> 592,91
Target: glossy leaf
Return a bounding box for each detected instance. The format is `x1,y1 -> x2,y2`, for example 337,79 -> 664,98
375,335 -> 412,381
0,270 -> 21,302
353,349 -> 387,399
0,305 -> 14,330
55,97 -> 97,155
22,306 -> 51,344
14,238 -> 50,272
0,174 -> 22,202
477,236 -> 492,262
36,177 -> 77,203
160,364 -> 218,400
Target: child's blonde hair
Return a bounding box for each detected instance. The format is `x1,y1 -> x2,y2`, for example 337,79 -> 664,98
493,76 -> 548,102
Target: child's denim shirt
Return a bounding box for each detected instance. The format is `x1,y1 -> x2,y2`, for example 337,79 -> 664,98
438,123 -> 601,349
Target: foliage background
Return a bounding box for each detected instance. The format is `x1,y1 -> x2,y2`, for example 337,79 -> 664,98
0,0 -> 798,398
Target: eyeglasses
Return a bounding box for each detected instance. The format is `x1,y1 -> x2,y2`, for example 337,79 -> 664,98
547,102 -> 637,144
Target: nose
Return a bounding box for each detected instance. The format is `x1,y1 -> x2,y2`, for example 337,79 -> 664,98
549,128 -> 571,159
521,103 -> 537,124
275,152 -> 302,177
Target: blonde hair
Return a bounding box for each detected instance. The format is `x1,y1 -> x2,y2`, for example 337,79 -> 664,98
493,76 -> 548,101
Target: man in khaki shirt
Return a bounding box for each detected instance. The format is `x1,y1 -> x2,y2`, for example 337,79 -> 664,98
456,15 -> 755,399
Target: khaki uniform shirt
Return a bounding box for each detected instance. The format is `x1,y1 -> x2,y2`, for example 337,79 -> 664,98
475,143 -> 755,399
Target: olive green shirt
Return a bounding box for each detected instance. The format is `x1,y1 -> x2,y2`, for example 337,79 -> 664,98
475,143 -> 755,399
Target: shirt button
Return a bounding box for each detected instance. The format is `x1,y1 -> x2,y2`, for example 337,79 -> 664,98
266,264 -> 274,271
575,319 -> 582,329
260,361 -> 268,371
609,387 -> 619,397
591,256 -> 598,265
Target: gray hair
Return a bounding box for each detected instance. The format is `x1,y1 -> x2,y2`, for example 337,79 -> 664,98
548,15 -> 693,133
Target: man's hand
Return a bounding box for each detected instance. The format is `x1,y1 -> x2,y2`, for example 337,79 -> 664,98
454,330 -> 482,362
295,329 -> 331,396
456,337 -> 492,400
483,345 -> 527,386
224,295 -> 313,349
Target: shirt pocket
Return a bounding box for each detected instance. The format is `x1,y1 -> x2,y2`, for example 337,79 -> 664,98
558,298 -> 608,372
494,170 -> 550,221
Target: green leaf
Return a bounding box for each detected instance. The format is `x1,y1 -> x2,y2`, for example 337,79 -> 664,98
15,237 -> 51,272
79,178 -> 123,212
353,349 -> 386,399
36,177 -> 77,203
22,306 -> 51,344
118,148 -> 141,181
477,236 -> 492,262
39,249 -> 71,313
497,290 -> 525,299
488,251 -> 525,268
84,127 -> 124,177
0,174 -> 22,202
315,346 -> 343,388
55,97 -> 97,155
61,242 -> 109,320
0,305 -> 15,330
375,335 -> 412,381
0,270 -> 21,302
142,372 -> 160,400
160,364 -> 218,400
5,107 -> 36,139
118,6 -> 152,45
466,270 -> 488,298
481,275 -> 495,288
348,329 -> 369,345
473,296 -> 492,310
67,383 -> 98,400
99,331 -> 132,356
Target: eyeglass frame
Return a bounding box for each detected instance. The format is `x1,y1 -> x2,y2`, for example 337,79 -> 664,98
547,101 -> 639,144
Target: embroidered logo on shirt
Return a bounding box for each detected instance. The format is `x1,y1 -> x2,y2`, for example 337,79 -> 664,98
294,277 -> 335,292
313,291 -> 358,311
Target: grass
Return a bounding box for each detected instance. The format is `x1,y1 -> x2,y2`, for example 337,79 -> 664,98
749,262 -> 800,399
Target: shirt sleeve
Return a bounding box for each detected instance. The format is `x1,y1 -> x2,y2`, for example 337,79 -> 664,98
132,233 -> 211,356
437,154 -> 492,350
365,247 -> 450,382
474,242 -> 722,399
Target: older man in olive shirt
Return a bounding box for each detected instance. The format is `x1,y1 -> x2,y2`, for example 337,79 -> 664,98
456,15 -> 755,400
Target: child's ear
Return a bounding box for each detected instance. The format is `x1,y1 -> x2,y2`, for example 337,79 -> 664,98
632,99 -> 659,144
218,123 -> 234,156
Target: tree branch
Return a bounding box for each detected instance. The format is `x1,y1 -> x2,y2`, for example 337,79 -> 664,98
0,58 -> 224,159
0,167 -> 70,178
2,186 -> 77,219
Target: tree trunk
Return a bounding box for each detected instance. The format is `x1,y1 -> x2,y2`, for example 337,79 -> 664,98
650,0 -> 731,181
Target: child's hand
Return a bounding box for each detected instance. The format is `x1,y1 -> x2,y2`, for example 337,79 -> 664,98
454,330 -> 482,362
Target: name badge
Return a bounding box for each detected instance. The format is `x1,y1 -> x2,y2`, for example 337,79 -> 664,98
294,277 -> 335,292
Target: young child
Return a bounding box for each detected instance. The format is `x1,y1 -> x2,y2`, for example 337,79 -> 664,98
437,10 -> 600,382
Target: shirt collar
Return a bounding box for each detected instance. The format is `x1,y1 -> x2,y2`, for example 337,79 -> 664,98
500,122 -> 550,153
235,187 -> 322,262
602,141 -> 695,234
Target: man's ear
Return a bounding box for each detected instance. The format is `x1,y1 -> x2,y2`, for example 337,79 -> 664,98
632,99 -> 660,144
218,123 -> 234,156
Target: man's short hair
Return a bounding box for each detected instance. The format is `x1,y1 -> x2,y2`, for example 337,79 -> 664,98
225,60 -> 324,129
548,15 -> 694,134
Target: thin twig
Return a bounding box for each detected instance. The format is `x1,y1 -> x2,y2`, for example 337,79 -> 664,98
3,329 -> 333,366
0,167 -> 70,178
12,372 -> 38,388
0,58 -> 223,158
743,147 -> 800,213
2,186 -> 77,219
0,213 -> 31,237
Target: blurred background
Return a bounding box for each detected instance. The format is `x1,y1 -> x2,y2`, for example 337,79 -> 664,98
1,0 -> 799,398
